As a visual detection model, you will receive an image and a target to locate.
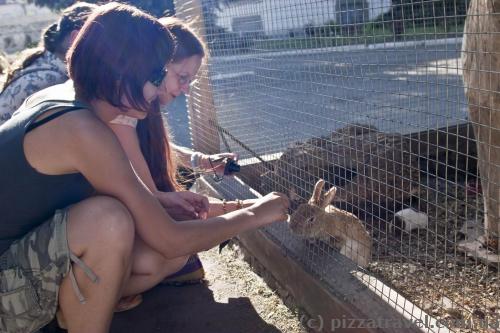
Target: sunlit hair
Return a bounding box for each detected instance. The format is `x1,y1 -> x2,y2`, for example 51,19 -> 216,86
137,101 -> 181,191
68,2 -> 175,112
159,16 -> 206,63
2,2 -> 96,91
68,2 -> 181,191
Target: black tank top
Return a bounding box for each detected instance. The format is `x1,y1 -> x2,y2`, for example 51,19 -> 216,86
0,95 -> 94,254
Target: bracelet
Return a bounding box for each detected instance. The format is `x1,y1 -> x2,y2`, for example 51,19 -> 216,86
222,199 -> 227,214
235,199 -> 243,210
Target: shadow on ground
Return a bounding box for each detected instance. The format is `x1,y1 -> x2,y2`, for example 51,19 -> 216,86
43,282 -> 282,333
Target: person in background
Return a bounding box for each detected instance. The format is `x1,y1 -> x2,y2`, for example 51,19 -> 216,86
0,2 -> 97,125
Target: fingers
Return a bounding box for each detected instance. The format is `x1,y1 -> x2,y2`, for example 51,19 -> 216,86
198,196 -> 209,219
209,153 -> 237,165
177,197 -> 196,215
281,193 -> 290,209
276,192 -> 290,222
271,191 -> 290,209
206,153 -> 240,177
184,191 -> 209,219
264,192 -> 290,222
216,153 -> 236,159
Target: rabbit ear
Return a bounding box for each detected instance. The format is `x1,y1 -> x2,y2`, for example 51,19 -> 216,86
309,179 -> 325,206
320,186 -> 337,209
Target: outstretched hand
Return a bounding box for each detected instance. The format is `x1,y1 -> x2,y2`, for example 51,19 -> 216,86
156,191 -> 210,221
248,192 -> 290,227
200,152 -> 238,176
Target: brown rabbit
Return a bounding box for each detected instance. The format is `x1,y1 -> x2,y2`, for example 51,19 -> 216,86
289,179 -> 372,268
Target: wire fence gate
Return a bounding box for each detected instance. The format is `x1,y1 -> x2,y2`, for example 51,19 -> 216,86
172,1 -> 499,332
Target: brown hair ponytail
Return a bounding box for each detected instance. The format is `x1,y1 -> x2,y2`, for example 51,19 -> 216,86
137,100 -> 181,192
2,2 -> 96,91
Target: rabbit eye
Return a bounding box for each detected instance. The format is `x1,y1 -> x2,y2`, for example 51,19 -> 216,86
306,216 -> 315,224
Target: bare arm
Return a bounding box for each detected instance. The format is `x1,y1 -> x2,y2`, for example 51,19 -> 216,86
172,143 -> 194,168
108,123 -> 258,220
108,123 -> 157,191
172,143 -> 237,175
68,114 -> 288,258
207,197 -> 258,218
108,123 -> 209,219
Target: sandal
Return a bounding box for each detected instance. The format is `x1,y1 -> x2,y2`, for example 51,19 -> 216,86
56,310 -> 68,330
114,294 -> 143,313
162,254 -> 205,286
56,294 -> 143,329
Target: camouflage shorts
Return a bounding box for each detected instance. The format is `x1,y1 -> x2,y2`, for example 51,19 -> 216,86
0,209 -> 71,333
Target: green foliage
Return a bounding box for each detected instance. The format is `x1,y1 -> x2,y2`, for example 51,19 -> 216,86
385,0 -> 469,27
299,0 -> 468,40
27,0 -> 238,18
26,0 -> 175,17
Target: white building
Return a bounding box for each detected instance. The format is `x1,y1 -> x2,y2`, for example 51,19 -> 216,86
0,0 -> 58,53
215,0 -> 391,37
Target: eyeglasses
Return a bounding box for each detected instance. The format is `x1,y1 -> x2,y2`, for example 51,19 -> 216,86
170,69 -> 198,88
149,68 -> 168,87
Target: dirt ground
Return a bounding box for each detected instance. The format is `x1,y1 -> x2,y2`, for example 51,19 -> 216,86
199,244 -> 308,333
43,244 -> 308,333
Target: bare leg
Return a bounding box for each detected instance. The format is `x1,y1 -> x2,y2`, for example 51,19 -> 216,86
121,238 -> 189,297
58,196 -> 135,333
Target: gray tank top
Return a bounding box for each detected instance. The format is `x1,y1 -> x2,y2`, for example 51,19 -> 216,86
0,97 -> 94,254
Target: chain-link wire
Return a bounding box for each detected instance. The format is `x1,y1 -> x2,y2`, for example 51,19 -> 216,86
175,1 -> 499,331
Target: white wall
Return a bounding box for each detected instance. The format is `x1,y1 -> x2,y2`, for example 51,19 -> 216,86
216,0 -> 392,36
0,2 -> 58,53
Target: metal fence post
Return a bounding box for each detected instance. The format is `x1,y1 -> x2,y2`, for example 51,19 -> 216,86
462,0 -> 500,253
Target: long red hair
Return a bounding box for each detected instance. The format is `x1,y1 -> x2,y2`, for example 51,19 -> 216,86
137,100 -> 181,192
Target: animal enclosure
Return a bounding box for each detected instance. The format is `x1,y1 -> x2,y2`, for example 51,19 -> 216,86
173,0 -> 499,332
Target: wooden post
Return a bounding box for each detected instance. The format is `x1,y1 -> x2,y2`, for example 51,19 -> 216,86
462,0 -> 500,253
173,0 -> 221,154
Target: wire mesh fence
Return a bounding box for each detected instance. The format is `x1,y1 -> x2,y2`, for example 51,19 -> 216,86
173,0 -> 499,331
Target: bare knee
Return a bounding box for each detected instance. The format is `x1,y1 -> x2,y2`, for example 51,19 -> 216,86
90,196 -> 135,245
68,196 -> 135,255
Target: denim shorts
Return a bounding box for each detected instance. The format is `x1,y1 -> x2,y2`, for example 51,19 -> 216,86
0,209 -> 71,333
